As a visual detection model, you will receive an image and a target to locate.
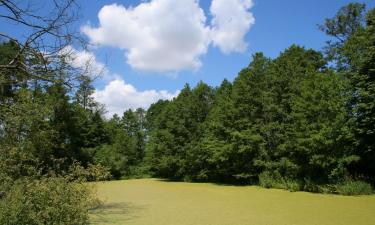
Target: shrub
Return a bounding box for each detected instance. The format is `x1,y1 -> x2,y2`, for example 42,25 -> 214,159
284,179 -> 301,192
0,177 -> 99,225
258,171 -> 284,189
336,181 -> 373,196
317,184 -> 337,194
303,179 -> 336,194
259,171 -> 274,188
259,171 -> 301,192
67,162 -> 112,182
303,178 -> 321,193
123,164 -> 152,179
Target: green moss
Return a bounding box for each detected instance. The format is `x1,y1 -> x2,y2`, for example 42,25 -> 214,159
90,179 -> 375,225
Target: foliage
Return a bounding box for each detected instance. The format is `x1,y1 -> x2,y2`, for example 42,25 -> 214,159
259,171 -> 284,189
0,1 -> 109,223
146,82 -> 215,180
258,171 -> 301,192
336,181 -> 373,196
90,108 -> 147,179
66,162 -> 112,182
0,177 -> 98,225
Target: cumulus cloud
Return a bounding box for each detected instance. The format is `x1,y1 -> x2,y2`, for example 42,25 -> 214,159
82,0 -> 209,73
82,0 -> 255,73
210,0 -> 255,53
92,78 -> 179,117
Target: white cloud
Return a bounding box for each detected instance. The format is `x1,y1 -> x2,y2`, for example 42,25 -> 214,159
210,0 -> 255,53
59,46 -> 178,117
82,0 -> 255,73
92,78 -> 179,117
82,0 -> 209,73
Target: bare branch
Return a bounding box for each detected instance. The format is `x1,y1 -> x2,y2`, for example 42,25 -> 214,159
0,0 -> 86,88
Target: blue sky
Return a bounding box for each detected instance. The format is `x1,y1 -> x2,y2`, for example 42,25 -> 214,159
2,0 -> 374,116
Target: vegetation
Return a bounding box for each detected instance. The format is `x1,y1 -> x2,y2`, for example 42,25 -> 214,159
0,177 -> 97,225
1,1 -> 375,224
336,181 -> 373,196
0,1 -> 109,224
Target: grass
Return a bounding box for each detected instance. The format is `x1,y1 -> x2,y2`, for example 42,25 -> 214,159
90,179 -> 375,225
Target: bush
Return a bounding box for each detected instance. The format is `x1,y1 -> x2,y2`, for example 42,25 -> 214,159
0,177 -> 99,225
258,171 -> 301,192
123,164 -> 152,179
284,179 -> 301,192
258,171 -> 283,188
303,178 -> 320,193
67,162 -> 112,182
303,179 -> 335,194
336,181 -> 373,196
317,184 -> 337,194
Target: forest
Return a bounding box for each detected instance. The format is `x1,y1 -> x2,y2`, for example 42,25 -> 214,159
0,1 -> 374,224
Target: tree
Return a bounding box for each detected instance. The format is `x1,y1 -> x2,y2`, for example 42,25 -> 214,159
147,83 -> 214,180
290,70 -> 355,183
198,79 -> 235,181
74,75 -> 97,110
145,99 -> 170,132
0,41 -> 24,99
0,2 -> 105,224
319,3 -> 366,70
122,108 -> 146,163
322,4 -> 375,181
345,8 -> 375,179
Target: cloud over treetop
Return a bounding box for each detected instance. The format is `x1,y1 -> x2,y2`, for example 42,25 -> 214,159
82,0 -> 255,73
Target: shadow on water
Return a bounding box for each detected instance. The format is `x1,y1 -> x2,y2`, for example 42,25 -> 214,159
90,202 -> 146,224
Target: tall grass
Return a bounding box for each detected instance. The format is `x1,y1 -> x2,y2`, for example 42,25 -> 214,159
336,181 -> 373,196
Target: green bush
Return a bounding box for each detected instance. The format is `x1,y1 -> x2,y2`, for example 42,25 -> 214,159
67,162 -> 112,182
0,159 -> 104,225
258,171 -> 285,189
317,184 -> 337,194
284,179 -> 301,192
303,179 -> 336,194
123,164 -> 152,179
336,181 -> 373,196
303,178 -> 320,193
0,177 -> 99,225
259,171 -> 301,192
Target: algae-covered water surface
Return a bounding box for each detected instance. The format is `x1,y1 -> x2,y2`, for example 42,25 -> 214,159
90,179 -> 375,225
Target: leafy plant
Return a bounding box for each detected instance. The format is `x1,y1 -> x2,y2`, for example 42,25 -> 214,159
0,177 -> 99,225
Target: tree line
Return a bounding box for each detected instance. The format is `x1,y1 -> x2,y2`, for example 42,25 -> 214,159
143,3 -> 375,194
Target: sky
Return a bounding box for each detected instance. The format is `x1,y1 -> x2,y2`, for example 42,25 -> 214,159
2,0 -> 375,117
